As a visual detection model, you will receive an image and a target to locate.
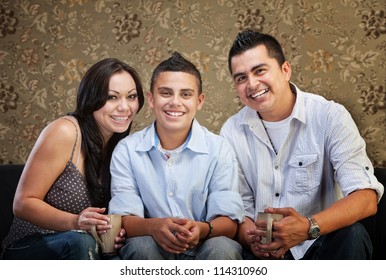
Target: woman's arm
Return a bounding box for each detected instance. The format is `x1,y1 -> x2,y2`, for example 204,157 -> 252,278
13,118 -> 108,231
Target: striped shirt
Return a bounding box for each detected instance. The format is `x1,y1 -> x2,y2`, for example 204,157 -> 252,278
220,83 -> 384,259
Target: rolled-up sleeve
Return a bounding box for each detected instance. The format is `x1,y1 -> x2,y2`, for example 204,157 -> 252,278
206,190 -> 245,222
205,140 -> 245,223
326,104 -> 384,202
109,140 -> 144,217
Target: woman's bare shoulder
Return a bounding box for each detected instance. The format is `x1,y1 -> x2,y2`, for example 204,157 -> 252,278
35,116 -> 79,153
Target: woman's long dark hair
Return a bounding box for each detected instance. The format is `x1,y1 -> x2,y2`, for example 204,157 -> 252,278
68,58 -> 144,208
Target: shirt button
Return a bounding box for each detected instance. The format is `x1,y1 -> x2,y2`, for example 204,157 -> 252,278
274,165 -> 279,170
168,161 -> 172,166
299,162 -> 303,166
168,192 -> 174,197
275,193 -> 280,197
365,166 -> 369,170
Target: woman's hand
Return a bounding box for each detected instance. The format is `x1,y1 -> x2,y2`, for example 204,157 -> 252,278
76,207 -> 110,231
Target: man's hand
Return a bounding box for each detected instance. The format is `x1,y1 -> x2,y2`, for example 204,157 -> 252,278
251,207 -> 309,259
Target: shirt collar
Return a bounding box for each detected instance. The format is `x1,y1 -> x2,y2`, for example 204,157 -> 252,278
290,83 -> 306,124
135,123 -> 156,152
135,119 -> 208,154
185,119 -> 208,154
240,82 -> 307,126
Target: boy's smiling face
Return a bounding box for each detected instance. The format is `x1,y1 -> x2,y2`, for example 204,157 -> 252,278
147,71 -> 205,140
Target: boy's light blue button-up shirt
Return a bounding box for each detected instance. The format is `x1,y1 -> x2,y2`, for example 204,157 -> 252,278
109,119 -> 245,223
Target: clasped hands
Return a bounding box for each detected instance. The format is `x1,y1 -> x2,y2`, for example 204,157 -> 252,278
152,217 -> 200,254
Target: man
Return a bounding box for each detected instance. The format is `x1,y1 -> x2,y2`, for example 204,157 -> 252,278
220,28 -> 384,260
109,52 -> 244,260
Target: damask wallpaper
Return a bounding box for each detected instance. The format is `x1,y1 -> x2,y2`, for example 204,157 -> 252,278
0,0 -> 385,167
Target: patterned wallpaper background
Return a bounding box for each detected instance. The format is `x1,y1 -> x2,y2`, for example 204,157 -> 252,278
0,0 -> 385,167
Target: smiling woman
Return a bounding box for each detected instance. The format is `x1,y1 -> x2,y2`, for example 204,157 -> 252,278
1,58 -> 145,260
93,71 -> 140,142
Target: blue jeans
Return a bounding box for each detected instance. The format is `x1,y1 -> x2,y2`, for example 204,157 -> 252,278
2,231 -> 100,260
120,236 -> 243,260
302,222 -> 372,260
243,222 -> 372,260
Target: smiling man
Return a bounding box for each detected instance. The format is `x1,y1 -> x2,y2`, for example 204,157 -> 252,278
220,29 -> 384,260
108,52 -> 245,260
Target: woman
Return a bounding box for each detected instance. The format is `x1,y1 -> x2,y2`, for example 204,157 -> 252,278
1,58 -> 144,259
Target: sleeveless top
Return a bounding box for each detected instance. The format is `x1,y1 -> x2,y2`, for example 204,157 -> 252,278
1,118 -> 92,248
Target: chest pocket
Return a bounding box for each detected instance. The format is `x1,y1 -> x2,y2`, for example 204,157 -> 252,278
289,154 -> 320,191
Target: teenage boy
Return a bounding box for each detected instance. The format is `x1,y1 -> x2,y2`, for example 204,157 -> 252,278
109,52 -> 245,260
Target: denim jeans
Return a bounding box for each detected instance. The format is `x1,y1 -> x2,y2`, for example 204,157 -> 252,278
242,222 -> 373,260
120,235 -> 243,260
1,231 -> 100,260
302,222 -> 372,260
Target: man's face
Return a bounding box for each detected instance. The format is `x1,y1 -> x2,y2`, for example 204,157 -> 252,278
230,44 -> 291,120
147,71 -> 205,137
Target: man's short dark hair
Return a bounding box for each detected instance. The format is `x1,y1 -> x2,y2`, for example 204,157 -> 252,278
228,28 -> 286,74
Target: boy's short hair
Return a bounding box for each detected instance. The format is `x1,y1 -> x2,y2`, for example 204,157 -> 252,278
150,52 -> 203,94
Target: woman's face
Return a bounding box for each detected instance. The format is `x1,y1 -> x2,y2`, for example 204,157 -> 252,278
93,71 -> 140,143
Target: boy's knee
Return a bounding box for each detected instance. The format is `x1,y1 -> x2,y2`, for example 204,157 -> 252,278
120,236 -> 161,259
199,237 -> 243,260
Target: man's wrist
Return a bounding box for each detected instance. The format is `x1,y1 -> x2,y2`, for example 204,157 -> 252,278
306,216 -> 320,240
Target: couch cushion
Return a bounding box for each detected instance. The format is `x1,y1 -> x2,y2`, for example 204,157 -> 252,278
359,168 -> 386,259
0,164 -> 24,245
372,168 -> 386,259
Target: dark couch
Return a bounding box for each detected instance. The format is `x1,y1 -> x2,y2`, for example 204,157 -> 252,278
0,164 -> 385,259
360,168 -> 386,260
1,164 -> 24,246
